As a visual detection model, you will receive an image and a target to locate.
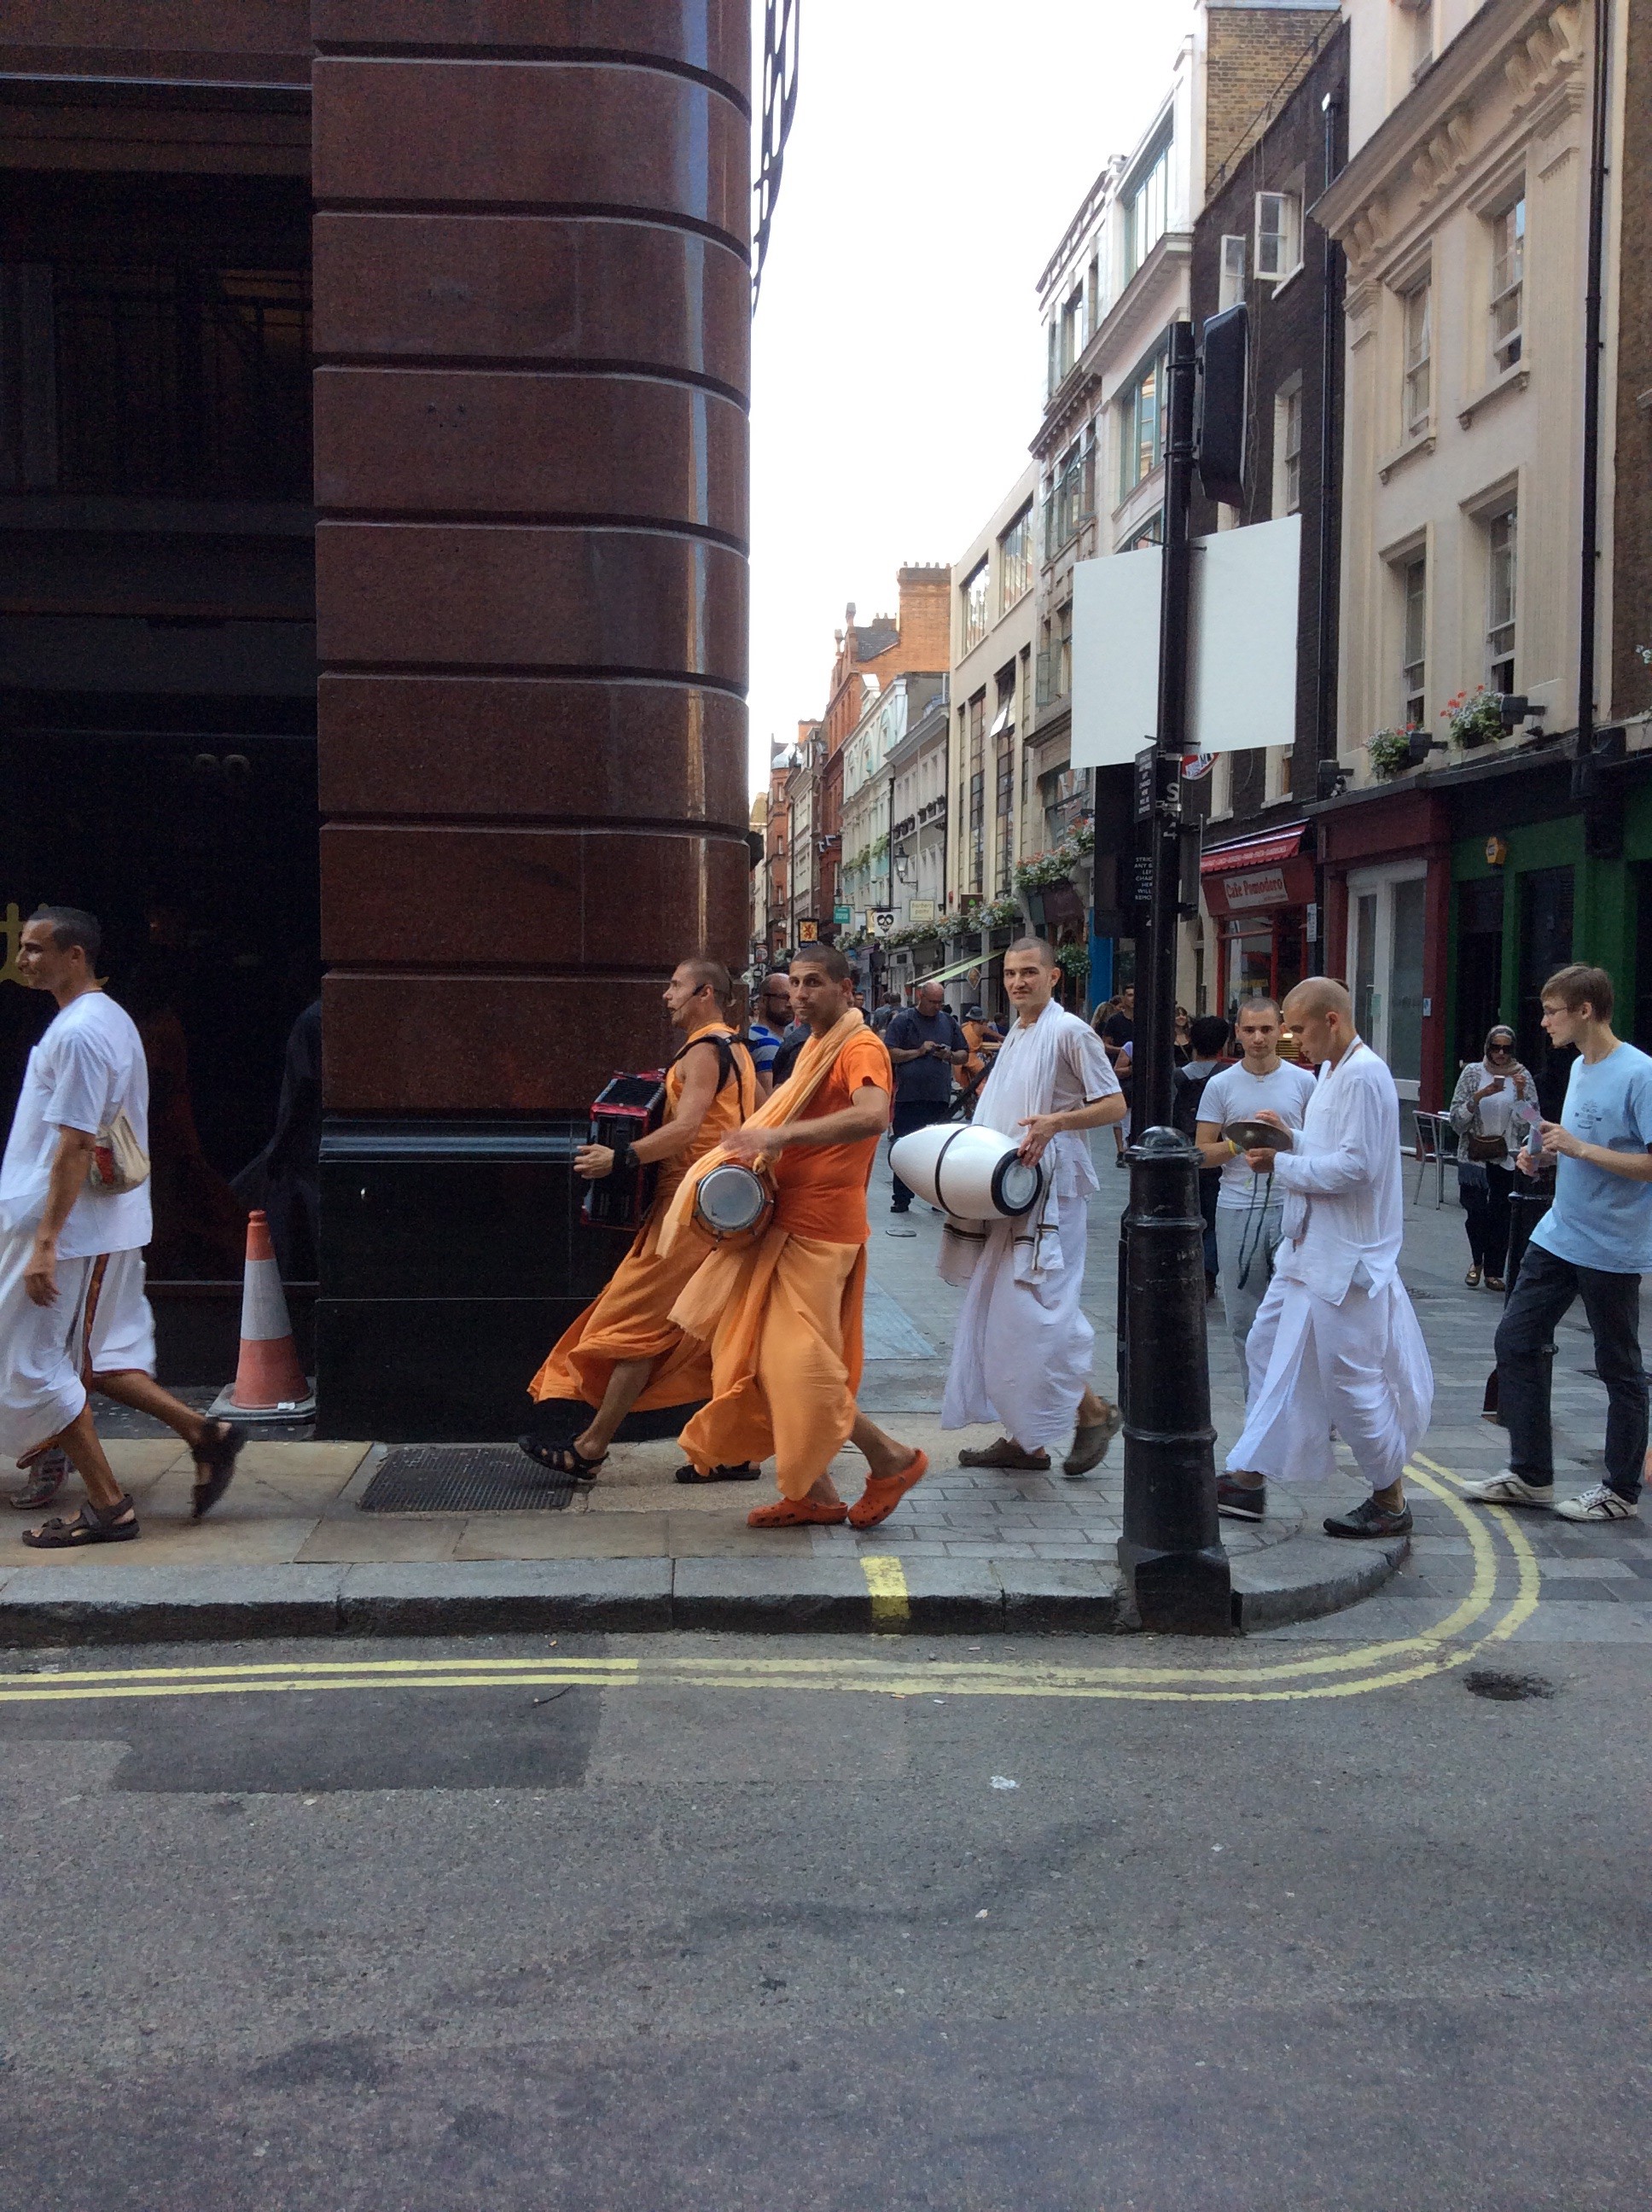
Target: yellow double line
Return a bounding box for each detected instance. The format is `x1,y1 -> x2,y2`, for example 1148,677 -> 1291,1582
0,1458 -> 1539,1708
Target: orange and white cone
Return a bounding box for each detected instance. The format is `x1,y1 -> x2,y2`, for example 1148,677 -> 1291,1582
209,1210 -> 316,1419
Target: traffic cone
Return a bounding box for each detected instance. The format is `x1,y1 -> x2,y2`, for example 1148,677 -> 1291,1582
209,1211 -> 317,1419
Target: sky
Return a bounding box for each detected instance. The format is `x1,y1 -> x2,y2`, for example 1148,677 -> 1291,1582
746,0 -> 1200,798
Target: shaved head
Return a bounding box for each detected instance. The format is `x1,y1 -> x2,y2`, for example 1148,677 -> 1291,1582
1283,977 -> 1352,1023
676,957 -> 732,1004
1006,935 -> 1059,969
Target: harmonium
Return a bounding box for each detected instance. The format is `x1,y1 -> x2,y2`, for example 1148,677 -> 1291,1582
580,1071 -> 666,1231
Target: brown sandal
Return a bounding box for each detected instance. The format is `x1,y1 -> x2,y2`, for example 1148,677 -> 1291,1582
191,1420 -> 247,1520
957,1437 -> 1050,1470
22,1492 -> 139,1548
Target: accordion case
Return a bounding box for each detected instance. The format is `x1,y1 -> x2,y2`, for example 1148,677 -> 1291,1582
581,1071 -> 666,1231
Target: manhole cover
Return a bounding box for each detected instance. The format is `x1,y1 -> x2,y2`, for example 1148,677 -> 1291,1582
359,1446 -> 576,1514
1463,1668 -> 1555,1703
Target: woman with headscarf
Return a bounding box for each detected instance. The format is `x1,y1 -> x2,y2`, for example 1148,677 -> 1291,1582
1449,1022 -> 1533,1290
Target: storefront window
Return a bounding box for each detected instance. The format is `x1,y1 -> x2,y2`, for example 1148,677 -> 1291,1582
1518,866 -> 1574,1116
1227,923 -> 1274,1010
1389,876 -> 1427,1092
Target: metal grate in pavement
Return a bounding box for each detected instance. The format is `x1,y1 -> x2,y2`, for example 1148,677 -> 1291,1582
359,1446 -> 577,1514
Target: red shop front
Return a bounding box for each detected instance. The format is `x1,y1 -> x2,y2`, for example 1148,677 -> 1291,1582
1201,823 -> 1316,1011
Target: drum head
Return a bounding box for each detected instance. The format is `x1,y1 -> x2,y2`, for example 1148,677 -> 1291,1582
1223,1117 -> 1294,1153
696,1163 -> 769,1233
992,1154 -> 1044,1217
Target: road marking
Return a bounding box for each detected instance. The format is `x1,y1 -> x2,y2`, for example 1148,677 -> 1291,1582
861,1554 -> 910,1626
0,1458 -> 1544,1708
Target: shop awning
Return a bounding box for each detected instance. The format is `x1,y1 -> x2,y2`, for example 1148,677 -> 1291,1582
1200,822 -> 1309,876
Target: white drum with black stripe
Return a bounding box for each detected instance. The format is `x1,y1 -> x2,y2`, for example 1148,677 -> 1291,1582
888,1121 -> 1045,1221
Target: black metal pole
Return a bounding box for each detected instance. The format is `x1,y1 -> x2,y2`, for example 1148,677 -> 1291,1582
1119,318 -> 1231,1634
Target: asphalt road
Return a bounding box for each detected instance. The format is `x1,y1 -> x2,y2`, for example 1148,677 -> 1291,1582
2,1616 -> 1649,2212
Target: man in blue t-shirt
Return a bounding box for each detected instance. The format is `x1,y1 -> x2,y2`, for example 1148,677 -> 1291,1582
1464,963 -> 1652,1522
883,981 -> 967,1214
746,970 -> 794,1097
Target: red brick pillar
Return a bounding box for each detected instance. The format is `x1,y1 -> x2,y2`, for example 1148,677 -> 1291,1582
310,3 -> 751,1437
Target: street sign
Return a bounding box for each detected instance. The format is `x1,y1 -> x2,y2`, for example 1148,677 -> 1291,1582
833,904 -> 852,924
797,918 -> 819,943
908,899 -> 936,923
1132,855 -> 1153,908
871,911 -> 896,936
1134,745 -> 1155,823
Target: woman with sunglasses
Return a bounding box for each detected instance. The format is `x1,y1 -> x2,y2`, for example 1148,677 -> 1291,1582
1448,1025 -> 1531,1289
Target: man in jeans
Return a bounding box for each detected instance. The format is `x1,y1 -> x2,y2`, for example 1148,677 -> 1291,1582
1464,964 -> 1652,1523
883,981 -> 967,1216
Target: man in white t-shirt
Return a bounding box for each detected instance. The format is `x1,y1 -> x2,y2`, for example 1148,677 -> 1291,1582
0,907 -> 246,1546
1195,998 -> 1317,1399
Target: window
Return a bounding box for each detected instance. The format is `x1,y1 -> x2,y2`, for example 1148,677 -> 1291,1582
1486,504 -> 1517,693
1402,555 -> 1427,725
1059,284 -> 1086,379
1274,380 -> 1302,516
960,558 -> 989,655
1020,643 -> 1033,740
32,259 -> 311,498
1125,133 -> 1172,281
1255,191 -> 1300,282
1054,600 -> 1073,701
1120,351 -> 1165,495
1219,235 -> 1246,313
998,505 -> 1032,612
1408,0 -> 1434,79
968,691 -> 986,894
1402,276 -> 1431,435
1047,438 -> 1087,553
1125,513 -> 1163,552
1489,195 -> 1524,374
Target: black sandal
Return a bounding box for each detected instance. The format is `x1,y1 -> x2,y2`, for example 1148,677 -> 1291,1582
518,1438 -> 607,1484
21,1492 -> 139,1548
191,1420 -> 247,1521
673,1462 -> 760,1484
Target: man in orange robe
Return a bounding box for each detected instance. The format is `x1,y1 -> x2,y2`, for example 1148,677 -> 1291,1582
666,946 -> 928,1529
523,958 -> 757,1482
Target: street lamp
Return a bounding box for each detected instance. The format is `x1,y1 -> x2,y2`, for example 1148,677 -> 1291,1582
1118,309 -> 1249,1636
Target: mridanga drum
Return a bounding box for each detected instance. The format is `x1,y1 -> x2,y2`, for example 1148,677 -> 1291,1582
693,1161 -> 773,1245
888,1121 -> 1045,1221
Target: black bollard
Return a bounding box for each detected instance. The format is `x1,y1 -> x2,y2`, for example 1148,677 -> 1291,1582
1119,1125 -> 1233,1633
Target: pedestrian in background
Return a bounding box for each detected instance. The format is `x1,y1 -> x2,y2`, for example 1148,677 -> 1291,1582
884,981 -> 967,1218
1173,1005 -> 1194,1066
1449,1024 -> 1529,1289
2,906 -> 245,1545
1465,965 -> 1652,1523
747,970 -> 794,1101
1171,1012 -> 1234,1296
1195,998 -> 1317,1383
1094,984 -> 1134,1164
871,991 -> 902,1035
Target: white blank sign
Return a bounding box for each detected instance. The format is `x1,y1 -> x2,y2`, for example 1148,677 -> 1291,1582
1070,512 -> 1301,767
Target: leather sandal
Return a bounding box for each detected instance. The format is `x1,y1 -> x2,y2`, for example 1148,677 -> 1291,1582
674,1462 -> 759,1483
191,1420 -> 247,1520
21,1492 -> 139,1548
957,1437 -> 1050,1470
518,1438 -> 606,1484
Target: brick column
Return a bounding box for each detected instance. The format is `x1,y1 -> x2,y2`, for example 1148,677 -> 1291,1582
310,2 -> 751,1437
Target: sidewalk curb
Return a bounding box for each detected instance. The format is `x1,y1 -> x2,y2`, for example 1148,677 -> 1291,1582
0,1535 -> 1406,1648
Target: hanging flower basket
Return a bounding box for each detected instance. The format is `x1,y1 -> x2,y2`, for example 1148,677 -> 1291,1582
1366,727 -> 1415,780
1442,687 -> 1504,749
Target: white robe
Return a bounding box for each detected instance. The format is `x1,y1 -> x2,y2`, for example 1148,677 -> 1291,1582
1225,1039 -> 1433,1489
940,1001 -> 1120,1451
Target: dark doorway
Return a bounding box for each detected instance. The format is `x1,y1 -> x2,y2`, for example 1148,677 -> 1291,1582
1633,863 -> 1652,1054
1455,875 -> 1504,1069
1516,866 -> 1575,1119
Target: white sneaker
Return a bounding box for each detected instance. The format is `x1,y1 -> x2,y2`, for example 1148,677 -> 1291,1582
1554,1483 -> 1639,1522
1459,1470 -> 1556,1509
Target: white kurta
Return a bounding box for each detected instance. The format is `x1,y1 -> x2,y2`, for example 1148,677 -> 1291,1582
940,1002 -> 1120,1451
1225,1039 -> 1433,1489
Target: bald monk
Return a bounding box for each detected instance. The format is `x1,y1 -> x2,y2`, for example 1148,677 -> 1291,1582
1219,977 -> 1434,1539
665,945 -> 928,1529
522,958 -> 758,1483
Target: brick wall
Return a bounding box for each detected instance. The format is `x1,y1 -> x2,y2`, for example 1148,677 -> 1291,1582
1190,20 -> 1349,812
1205,6 -> 1340,195
1612,0 -> 1651,721
893,564 -> 951,676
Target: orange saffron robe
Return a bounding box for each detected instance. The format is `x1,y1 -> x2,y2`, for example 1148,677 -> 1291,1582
527,1024 -> 754,1416
672,1026 -> 893,1497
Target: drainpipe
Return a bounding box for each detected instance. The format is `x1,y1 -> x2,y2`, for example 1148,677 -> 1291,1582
1314,84 -> 1343,975
1575,0 -> 1610,772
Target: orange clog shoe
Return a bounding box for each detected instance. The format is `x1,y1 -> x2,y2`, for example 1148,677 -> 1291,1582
747,1496 -> 849,1528
847,1449 -> 928,1530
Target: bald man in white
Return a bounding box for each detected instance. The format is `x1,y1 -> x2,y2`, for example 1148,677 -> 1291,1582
1219,979 -> 1433,1539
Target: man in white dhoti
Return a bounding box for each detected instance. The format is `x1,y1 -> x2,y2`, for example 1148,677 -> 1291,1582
939,939 -> 1126,1476
1219,978 -> 1433,1538
1,907 -> 246,1547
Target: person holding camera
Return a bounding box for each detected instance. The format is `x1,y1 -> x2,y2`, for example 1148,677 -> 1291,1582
1448,1024 -> 1529,1290
883,981 -> 967,1218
